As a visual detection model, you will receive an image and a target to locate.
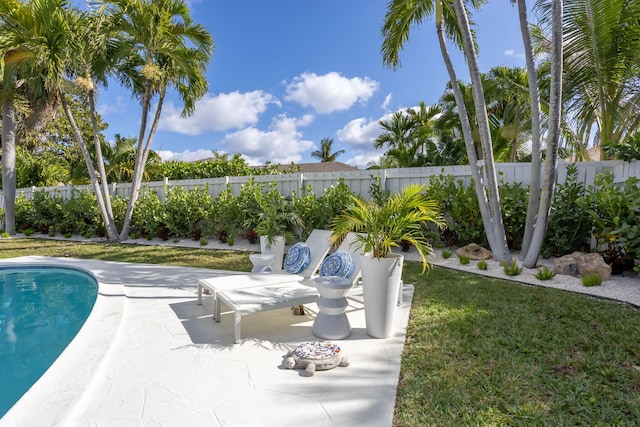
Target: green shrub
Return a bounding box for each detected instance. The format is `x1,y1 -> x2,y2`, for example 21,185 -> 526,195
427,175 -> 485,246
30,190 -> 65,233
535,266 -> 556,281
441,249 -> 453,259
477,259 -> 488,270
236,179 -> 265,233
199,237 -> 208,246
291,185 -> 321,239
315,178 -> 354,230
132,189 -> 166,238
23,228 -> 35,236
543,164 -> 593,258
587,173 -> 640,273
581,272 -> 603,287
213,185 -> 242,242
499,181 -> 528,250
14,192 -> 36,232
458,254 -> 470,265
164,186 -> 213,239
502,259 -> 523,276
62,190 -> 101,236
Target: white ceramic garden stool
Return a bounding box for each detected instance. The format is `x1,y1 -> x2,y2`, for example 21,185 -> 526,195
312,276 -> 353,340
249,253 -> 274,272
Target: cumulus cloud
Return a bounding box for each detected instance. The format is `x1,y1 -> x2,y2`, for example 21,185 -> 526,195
337,112 -> 393,147
219,114 -> 315,165
156,149 -> 214,162
284,72 -> 378,114
159,90 -> 280,135
343,153 -> 383,169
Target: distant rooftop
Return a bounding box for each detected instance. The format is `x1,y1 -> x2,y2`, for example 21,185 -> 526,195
254,161 -> 360,173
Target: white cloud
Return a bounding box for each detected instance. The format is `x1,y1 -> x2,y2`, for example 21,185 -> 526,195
220,114 -> 315,165
159,90 -> 280,135
157,149 -> 214,162
284,72 -> 378,114
337,112 -> 393,147
97,96 -> 128,116
504,49 -> 525,59
381,93 -> 392,111
343,153 -> 382,169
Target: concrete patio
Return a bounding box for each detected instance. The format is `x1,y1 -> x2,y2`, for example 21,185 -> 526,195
0,256 -> 412,427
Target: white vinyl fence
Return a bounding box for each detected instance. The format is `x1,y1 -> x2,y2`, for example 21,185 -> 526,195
3,160 -> 639,206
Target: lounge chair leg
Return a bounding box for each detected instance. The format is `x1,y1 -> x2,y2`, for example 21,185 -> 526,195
234,311 -> 241,343
214,298 -> 220,322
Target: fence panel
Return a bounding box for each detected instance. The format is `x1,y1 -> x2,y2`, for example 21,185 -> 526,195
4,160 -> 640,208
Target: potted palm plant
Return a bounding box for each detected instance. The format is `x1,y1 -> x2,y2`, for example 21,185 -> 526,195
331,183 -> 444,338
251,190 -> 301,270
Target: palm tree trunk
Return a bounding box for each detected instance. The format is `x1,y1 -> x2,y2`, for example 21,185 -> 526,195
88,88 -> 114,219
451,0 -> 511,262
60,92 -> 119,241
524,0 -> 563,268
435,1 -> 500,253
2,99 -> 17,235
519,0 -> 544,256
119,79 -> 153,241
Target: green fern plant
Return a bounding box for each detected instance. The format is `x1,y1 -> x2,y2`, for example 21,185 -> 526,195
535,266 -> 556,281
441,249 -> 453,259
458,254 -> 470,265
502,259 -> 523,276
581,272 -> 603,287
199,237 -> 208,246
477,259 -> 488,270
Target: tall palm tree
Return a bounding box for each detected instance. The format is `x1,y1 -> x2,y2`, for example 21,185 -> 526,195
0,0 -> 71,235
101,0 -> 214,240
536,0 -> 640,159
382,0 -> 511,262
311,137 -> 345,162
375,111 -> 414,151
523,0 -> 563,268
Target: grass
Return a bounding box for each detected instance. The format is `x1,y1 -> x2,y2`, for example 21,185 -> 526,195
2,238 -> 640,425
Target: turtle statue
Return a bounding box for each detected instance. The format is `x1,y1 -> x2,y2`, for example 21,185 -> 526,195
284,341 -> 350,377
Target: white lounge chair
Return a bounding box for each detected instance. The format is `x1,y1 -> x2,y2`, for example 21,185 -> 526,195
197,229 -> 333,312
200,232 -> 364,343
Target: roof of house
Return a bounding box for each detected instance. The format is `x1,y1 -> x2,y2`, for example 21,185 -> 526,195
272,162 -> 360,173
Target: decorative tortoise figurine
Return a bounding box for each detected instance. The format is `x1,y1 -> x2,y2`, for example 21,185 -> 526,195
284,341 -> 350,377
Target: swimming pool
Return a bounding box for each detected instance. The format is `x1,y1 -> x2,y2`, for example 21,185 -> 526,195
0,267 -> 98,417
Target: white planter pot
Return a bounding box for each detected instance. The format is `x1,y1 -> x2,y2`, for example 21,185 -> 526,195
360,253 -> 404,338
260,235 -> 285,271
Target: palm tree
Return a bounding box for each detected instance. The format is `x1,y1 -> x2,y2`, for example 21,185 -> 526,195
484,66 -> 532,162
523,0 -> 563,268
407,101 -> 442,159
311,137 -> 345,162
536,0 -> 640,159
375,111 -> 414,151
0,0 -> 71,235
102,0 -> 214,240
382,0 -> 512,262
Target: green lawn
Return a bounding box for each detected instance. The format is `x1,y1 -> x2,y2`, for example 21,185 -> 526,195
2,238 -> 639,426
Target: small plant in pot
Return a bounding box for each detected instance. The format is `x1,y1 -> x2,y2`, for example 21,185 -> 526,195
331,183 -> 444,338
250,192 -> 301,271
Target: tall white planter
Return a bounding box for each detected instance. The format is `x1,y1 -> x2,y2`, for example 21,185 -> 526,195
360,253 -> 404,338
260,235 -> 285,271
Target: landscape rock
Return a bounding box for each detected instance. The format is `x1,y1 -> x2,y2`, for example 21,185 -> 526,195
553,252 -> 611,281
456,243 -> 492,260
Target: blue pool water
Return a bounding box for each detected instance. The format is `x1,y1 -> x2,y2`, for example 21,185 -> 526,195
0,267 -> 98,418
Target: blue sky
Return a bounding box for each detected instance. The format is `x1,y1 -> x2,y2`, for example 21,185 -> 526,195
96,0 -> 528,168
